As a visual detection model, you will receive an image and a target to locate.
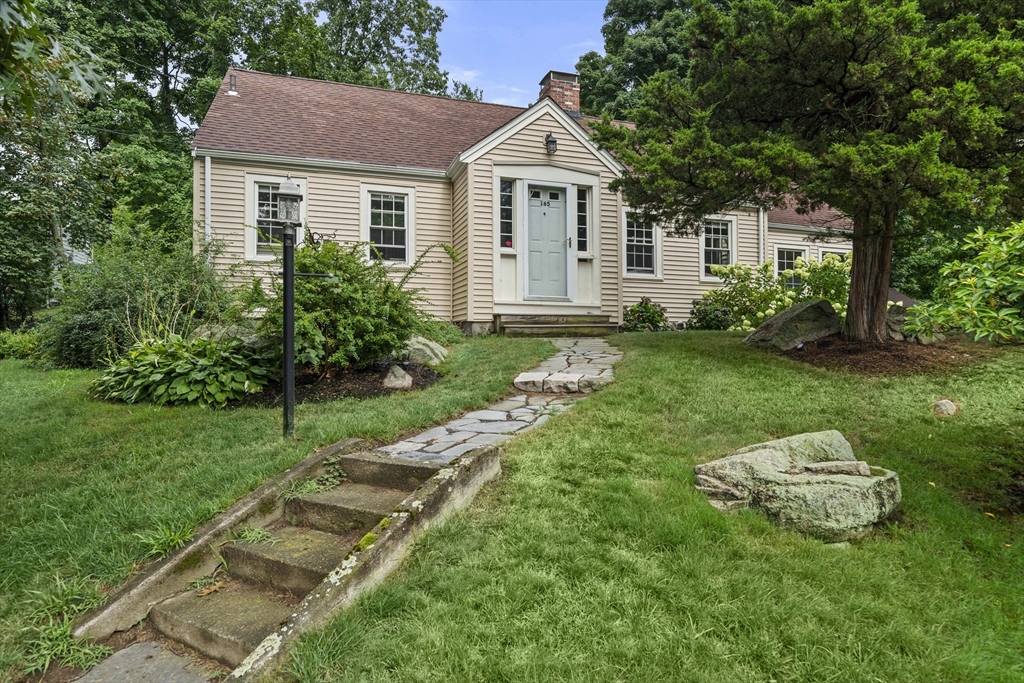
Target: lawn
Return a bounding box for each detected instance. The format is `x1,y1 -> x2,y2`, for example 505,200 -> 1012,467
288,332 -> 1024,683
0,336 -> 554,677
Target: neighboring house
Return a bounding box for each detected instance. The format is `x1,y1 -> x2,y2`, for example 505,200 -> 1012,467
191,68 -> 852,333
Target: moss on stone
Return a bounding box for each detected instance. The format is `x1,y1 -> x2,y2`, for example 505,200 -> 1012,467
354,532 -> 378,552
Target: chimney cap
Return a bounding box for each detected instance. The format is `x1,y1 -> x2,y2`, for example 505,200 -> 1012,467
540,70 -> 579,86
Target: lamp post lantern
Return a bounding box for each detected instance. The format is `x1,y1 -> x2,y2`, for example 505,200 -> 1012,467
277,175 -> 303,438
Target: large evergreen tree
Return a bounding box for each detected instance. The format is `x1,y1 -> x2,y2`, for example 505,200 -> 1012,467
594,0 -> 1024,342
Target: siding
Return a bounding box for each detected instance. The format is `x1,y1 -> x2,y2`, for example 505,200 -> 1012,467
469,111 -> 623,322
203,158 -> 453,320
451,166 -> 469,321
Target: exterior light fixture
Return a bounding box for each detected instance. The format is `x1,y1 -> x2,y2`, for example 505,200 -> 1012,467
277,174 -> 303,439
545,132 -> 558,154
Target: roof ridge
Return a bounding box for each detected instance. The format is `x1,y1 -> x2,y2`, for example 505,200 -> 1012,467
227,67 -> 529,113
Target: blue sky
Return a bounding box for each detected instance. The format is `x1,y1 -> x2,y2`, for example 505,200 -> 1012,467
436,0 -> 608,107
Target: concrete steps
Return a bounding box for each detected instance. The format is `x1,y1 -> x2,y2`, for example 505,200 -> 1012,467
285,483 -> 410,535
494,314 -> 618,337
222,526 -> 359,596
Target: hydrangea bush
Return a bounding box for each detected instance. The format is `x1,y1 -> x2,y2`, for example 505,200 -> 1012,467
692,253 -> 852,332
622,297 -> 673,331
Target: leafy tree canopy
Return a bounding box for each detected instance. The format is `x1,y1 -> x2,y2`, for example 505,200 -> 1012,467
593,0 -> 1024,341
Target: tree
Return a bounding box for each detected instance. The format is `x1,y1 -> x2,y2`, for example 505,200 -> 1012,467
593,0 -> 1024,342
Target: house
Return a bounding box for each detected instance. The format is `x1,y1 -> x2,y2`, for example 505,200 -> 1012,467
191,68 -> 852,333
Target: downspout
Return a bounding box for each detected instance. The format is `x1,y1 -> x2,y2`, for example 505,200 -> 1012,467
204,155 -> 212,264
758,207 -> 765,264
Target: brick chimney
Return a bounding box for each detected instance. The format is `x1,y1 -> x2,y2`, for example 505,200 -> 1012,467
539,70 -> 581,117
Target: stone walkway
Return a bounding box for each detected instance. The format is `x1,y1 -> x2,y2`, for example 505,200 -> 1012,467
377,338 -> 621,465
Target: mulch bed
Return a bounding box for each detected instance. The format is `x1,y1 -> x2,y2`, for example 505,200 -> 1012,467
780,334 -> 983,375
234,362 -> 440,407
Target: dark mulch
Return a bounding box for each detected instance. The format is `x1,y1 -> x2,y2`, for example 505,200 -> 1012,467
781,334 -> 983,375
234,362 -> 440,407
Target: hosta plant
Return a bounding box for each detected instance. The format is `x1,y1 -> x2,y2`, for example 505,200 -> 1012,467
90,335 -> 274,407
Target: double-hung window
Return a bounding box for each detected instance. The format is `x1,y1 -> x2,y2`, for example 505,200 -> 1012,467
625,213 -> 655,274
776,247 -> 807,287
576,188 -> 589,253
499,180 -> 514,249
256,183 -> 286,254
369,192 -> 408,262
703,220 -> 732,276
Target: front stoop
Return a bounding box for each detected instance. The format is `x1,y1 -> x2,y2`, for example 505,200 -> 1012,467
72,338 -> 623,683
495,314 -> 619,337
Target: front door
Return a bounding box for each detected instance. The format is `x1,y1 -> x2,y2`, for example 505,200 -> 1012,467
527,185 -> 568,298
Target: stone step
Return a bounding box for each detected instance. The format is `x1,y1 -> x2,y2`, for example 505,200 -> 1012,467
285,483 -> 408,535
332,451 -> 440,490
501,323 -> 620,338
496,314 -> 611,328
149,582 -> 292,668
222,526 -> 360,597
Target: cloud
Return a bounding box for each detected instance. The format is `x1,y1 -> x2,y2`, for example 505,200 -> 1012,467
444,65 -> 482,83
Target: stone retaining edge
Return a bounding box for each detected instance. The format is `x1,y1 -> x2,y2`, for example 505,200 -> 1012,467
230,444 -> 503,682
72,438 -> 366,642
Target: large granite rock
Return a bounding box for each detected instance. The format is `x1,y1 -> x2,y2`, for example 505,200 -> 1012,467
694,431 -> 901,542
383,365 -> 413,390
404,335 -> 449,366
743,299 -> 842,350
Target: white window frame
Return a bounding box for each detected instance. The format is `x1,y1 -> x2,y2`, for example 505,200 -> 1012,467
495,177 -> 518,254
775,244 -> 809,287
622,207 -> 662,280
575,185 -> 594,259
818,246 -> 851,261
244,173 -> 307,262
360,183 -> 416,268
698,215 -> 738,283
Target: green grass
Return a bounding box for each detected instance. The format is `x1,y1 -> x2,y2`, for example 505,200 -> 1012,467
288,333 -> 1024,683
0,336 -> 553,677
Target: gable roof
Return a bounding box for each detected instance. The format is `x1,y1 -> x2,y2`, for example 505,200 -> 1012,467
768,198 -> 853,231
192,68 -> 525,172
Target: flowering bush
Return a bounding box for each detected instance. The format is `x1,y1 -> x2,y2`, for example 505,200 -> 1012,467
697,253 -> 851,332
622,297 -> 672,331
905,224 -> 1024,342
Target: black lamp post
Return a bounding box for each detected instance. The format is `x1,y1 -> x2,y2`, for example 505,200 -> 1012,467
276,174 -> 303,438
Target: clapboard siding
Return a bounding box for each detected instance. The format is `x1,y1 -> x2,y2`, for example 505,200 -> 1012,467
451,166 -> 470,321
202,158 -> 453,319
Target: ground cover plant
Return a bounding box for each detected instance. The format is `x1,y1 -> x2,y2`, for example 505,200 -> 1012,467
289,333 -> 1024,683
0,336 -> 552,676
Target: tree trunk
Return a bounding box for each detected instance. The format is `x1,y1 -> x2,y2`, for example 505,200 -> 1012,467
844,203 -> 896,343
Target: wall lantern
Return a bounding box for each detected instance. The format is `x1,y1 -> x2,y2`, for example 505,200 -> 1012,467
545,132 -> 558,154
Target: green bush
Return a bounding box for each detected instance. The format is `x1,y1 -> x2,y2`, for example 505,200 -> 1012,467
0,329 -> 41,359
41,240 -> 230,368
252,241 -> 421,370
622,297 -> 672,332
697,254 -> 851,332
90,334 -> 274,408
686,300 -> 733,330
415,317 -> 464,347
905,223 -> 1024,342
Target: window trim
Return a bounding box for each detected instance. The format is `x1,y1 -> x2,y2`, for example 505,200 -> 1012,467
496,177 -> 517,253
360,183 -> 416,267
244,173 -> 306,262
698,215 -> 738,283
622,207 -> 662,280
775,243 -> 810,287
575,185 -> 593,258
818,246 -> 851,261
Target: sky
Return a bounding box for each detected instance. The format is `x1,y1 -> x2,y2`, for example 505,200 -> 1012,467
435,0 -> 608,107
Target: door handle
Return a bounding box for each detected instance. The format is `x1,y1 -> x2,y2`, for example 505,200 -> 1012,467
565,237 -> 572,248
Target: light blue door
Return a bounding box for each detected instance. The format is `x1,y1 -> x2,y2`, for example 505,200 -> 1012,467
527,186 -> 568,298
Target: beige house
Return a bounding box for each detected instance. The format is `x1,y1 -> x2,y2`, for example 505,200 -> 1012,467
192,68 -> 852,334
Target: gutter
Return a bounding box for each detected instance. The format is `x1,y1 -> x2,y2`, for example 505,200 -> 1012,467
192,148 -> 449,181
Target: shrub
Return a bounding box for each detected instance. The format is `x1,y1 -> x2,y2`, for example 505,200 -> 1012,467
686,300 -> 733,330
622,297 -> 672,331
905,223 -> 1024,342
90,335 -> 274,407
695,254 -> 851,332
41,240 -> 229,368
252,241 -> 421,370
415,317 -> 465,347
0,329 -> 41,359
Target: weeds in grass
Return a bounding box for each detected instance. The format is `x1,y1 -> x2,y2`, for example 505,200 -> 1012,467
136,523 -> 195,559
20,576 -> 111,674
278,458 -> 349,502
234,525 -> 280,546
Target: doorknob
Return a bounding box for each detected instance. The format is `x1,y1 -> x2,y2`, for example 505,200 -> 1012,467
565,237 -> 572,247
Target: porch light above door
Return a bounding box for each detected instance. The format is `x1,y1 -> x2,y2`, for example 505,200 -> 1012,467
545,132 -> 558,154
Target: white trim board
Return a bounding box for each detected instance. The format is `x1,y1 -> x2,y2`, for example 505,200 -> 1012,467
193,148 -> 448,180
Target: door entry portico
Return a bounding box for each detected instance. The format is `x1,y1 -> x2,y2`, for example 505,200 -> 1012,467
526,184 -> 569,299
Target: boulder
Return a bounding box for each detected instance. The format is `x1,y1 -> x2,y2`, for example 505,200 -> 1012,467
383,365 -> 413,390
694,431 -> 901,542
743,299 -> 842,351
404,335 -> 448,367
933,399 -> 958,417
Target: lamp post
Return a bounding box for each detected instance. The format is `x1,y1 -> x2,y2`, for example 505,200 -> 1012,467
276,175 -> 303,438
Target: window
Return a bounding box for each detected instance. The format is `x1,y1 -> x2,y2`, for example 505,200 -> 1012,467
776,247 -> 807,287
256,183 -> 285,254
369,192 -> 407,262
548,191 -> 560,201
625,213 -> 655,274
529,189 -> 541,199
576,188 -> 589,253
703,220 -> 732,276
499,180 -> 514,249
820,250 -> 848,261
